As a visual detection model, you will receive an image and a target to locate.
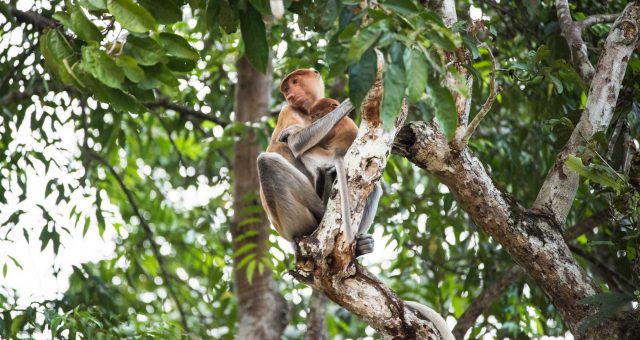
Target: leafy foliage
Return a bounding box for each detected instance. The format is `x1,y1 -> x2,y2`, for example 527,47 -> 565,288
0,0 -> 638,338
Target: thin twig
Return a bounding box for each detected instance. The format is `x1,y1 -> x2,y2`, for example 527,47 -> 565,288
151,110 -> 187,166
144,97 -> 230,127
0,44 -> 37,90
455,44 -> 499,150
85,150 -> 191,336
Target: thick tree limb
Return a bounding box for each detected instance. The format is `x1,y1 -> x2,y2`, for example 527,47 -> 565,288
556,0 -> 596,82
534,4 -> 638,223
85,150 -> 191,335
392,121 -> 638,338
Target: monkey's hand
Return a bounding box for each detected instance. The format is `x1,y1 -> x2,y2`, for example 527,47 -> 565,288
355,234 -> 374,257
278,126 -> 298,143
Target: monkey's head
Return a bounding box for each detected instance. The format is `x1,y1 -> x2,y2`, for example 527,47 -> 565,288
309,98 -> 340,121
280,68 -> 325,113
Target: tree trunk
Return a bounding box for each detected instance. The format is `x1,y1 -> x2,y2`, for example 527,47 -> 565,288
231,57 -> 289,339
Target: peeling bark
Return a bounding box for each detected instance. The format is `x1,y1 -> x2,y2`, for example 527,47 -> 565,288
534,3 -> 639,223
232,57 -> 289,339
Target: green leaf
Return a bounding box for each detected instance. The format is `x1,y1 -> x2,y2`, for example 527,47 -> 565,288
156,33 -> 199,60
577,293 -> 633,332
429,83 -> 457,140
424,30 -> 456,52
218,0 -> 238,34
40,29 -> 78,85
68,5 -> 103,42
239,4 -> 268,73
7,255 -> 22,270
403,47 -> 429,102
2,263 -> 6,278
383,0 -> 419,16
124,35 -> 167,66
78,0 -> 107,11
246,259 -> 256,284
348,27 -> 381,61
234,243 -> 257,258
81,44 -> 125,88
115,55 -> 144,82
380,44 -> 406,126
139,0 -> 182,25
348,48 -> 377,111
550,75 -> 563,94
107,0 -> 157,33
565,155 -> 624,192
82,217 -> 91,236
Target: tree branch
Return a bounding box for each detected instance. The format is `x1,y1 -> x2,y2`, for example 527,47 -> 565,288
144,97 -> 229,127
10,8 -> 58,30
0,44 -> 37,90
150,110 -> 187,166
577,14 -> 620,31
452,266 -> 525,339
569,244 -> 636,294
534,3 -> 637,223
291,50 -> 451,338
556,0 -> 596,82
454,44 -> 499,150
85,150 -> 191,335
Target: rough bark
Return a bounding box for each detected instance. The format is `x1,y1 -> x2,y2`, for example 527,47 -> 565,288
556,0 -> 596,82
429,0 -> 474,145
231,57 -> 288,339
534,3 -> 639,223
392,121 -> 638,338
290,53 -> 448,339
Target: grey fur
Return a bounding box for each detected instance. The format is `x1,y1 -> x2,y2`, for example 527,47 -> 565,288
257,152 -> 324,241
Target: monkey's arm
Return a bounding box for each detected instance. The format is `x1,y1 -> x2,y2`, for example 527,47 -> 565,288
282,99 -> 354,157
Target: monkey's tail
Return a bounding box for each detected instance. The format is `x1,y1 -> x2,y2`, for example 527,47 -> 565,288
270,0 -> 285,18
404,301 -> 454,340
334,157 -> 352,241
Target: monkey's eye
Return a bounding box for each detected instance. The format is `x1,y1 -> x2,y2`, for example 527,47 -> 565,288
292,78 -> 298,85
313,70 -> 319,74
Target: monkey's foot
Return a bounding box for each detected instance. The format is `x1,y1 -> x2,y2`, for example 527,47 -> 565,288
355,234 -> 374,257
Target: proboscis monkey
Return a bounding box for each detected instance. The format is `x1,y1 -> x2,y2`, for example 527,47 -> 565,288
257,69 -> 455,339
257,69 -> 380,256
278,98 -> 366,242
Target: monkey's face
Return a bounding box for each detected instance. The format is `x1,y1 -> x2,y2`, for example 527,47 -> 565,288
310,99 -> 339,120
280,69 -> 324,112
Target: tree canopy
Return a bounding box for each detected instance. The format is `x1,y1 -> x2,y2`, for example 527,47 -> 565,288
0,0 -> 638,339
